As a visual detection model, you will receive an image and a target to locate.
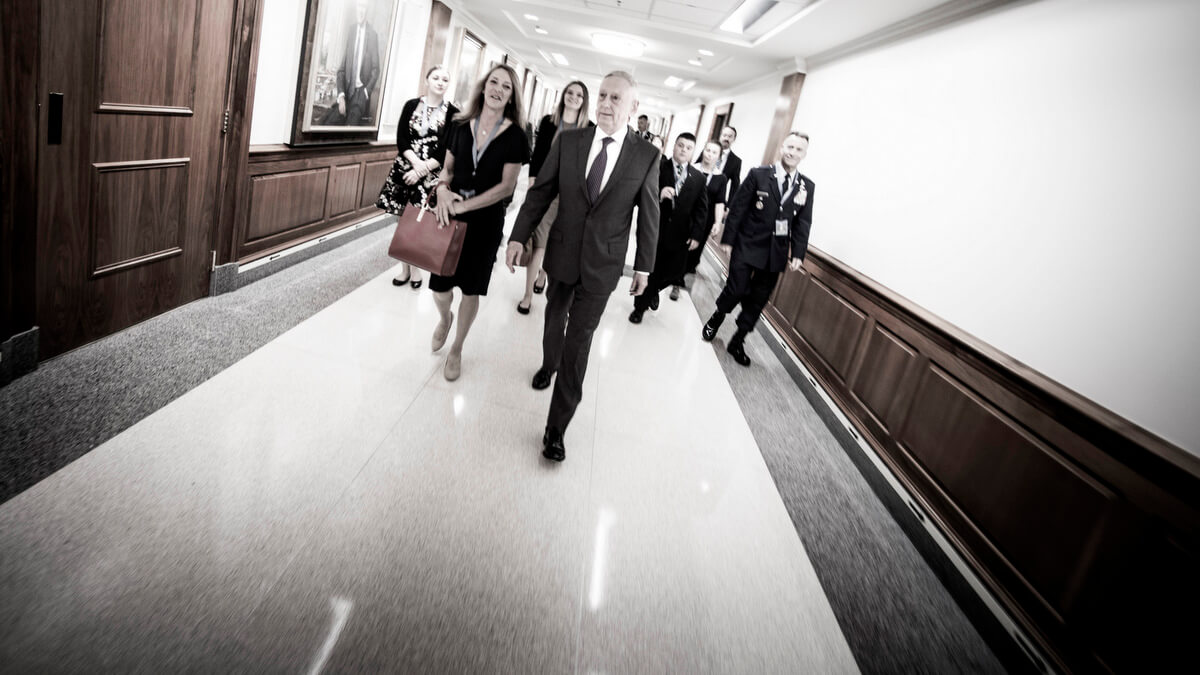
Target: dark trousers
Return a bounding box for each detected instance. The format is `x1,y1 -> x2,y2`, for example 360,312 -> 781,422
633,268 -> 675,311
714,254 -> 779,334
542,277 -> 612,432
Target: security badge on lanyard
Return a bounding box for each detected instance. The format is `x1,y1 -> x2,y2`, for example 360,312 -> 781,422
774,174 -> 800,236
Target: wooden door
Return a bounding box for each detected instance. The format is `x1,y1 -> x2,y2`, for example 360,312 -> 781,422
37,0 -> 236,357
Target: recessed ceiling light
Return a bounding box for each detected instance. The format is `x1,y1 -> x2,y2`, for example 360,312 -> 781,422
688,58 -> 703,67
534,26 -> 548,35
721,0 -> 778,34
664,76 -> 683,88
698,49 -> 714,56
552,52 -> 569,66
591,32 -> 645,58
524,14 -> 539,21
680,80 -> 697,92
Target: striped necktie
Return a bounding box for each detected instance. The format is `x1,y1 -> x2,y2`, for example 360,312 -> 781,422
587,137 -> 614,204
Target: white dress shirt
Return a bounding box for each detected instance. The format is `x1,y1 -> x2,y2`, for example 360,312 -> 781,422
584,125 -> 627,196
774,162 -> 799,198
584,126 -> 649,275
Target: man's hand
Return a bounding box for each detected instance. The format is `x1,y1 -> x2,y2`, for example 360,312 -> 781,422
528,176 -> 536,188
687,238 -> 700,251
629,272 -> 649,296
720,244 -> 732,256
505,242 -> 525,273
659,186 -> 676,201
788,257 -> 804,272
337,93 -> 347,116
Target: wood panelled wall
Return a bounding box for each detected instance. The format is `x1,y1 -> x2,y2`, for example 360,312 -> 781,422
233,144 -> 394,263
755,247 -> 1199,673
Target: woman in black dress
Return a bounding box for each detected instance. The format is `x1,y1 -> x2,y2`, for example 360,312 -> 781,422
517,81 -> 592,314
377,65 -> 459,289
674,140 -> 728,297
430,64 -> 530,380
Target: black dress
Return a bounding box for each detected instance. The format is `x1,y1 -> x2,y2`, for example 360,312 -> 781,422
376,97 -> 459,213
428,120 -> 530,296
686,169 -> 728,274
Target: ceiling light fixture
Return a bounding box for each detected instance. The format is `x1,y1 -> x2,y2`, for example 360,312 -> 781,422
552,52 -> 569,66
524,14 -> 539,21
680,80 -> 697,93
664,76 -> 683,88
720,0 -> 778,34
688,58 -> 703,67
534,26 -> 548,35
698,49 -> 714,56
591,32 -> 645,58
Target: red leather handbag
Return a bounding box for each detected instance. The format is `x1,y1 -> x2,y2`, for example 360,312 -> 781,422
386,195 -> 467,276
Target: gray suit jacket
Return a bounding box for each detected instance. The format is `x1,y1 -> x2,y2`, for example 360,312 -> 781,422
511,127 -> 660,295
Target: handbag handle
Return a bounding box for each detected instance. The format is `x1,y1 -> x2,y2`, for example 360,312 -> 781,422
414,189 -> 436,222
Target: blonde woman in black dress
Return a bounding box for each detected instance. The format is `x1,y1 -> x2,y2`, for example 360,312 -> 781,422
379,65 -> 459,289
430,64 -> 530,380
517,81 -> 592,315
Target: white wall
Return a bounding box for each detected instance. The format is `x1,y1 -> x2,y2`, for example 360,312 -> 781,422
248,0 -> 306,145
666,105 -> 703,150
792,0 -> 1200,453
249,0 -> 432,146
690,77 -> 784,174
378,0 -> 432,143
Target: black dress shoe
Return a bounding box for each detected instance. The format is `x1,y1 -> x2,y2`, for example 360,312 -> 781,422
392,275 -> 411,286
542,427 -> 566,462
517,301 -> 531,315
649,294 -> 660,311
727,340 -> 752,367
533,280 -> 546,294
670,286 -> 681,301
702,312 -> 724,341
628,308 -> 644,324
411,278 -> 422,290
531,368 -> 553,390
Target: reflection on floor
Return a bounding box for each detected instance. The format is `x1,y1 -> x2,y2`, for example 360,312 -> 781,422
0,254 -> 860,672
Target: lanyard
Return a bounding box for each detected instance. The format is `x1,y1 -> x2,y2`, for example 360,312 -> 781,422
471,115 -> 505,171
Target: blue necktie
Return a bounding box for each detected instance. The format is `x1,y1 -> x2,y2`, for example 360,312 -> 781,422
587,137 -> 614,204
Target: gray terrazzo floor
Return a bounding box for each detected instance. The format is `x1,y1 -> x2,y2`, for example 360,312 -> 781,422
685,258 -> 1009,675
3,226 -> 1010,673
0,222 -> 399,504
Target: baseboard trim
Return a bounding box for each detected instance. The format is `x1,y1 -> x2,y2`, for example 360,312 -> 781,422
211,213 -> 395,296
0,326 -> 39,387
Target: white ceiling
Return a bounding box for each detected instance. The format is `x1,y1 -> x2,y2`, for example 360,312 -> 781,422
448,0 -> 957,114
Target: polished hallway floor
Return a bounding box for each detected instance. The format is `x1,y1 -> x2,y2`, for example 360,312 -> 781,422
0,251 -> 860,671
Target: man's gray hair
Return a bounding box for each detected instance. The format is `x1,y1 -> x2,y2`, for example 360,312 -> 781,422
603,70 -> 638,89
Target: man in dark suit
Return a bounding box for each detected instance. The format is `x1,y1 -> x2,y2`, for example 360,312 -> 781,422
718,125 -> 743,203
334,0 -> 380,126
506,71 -> 661,463
636,114 -> 656,143
630,132 -> 708,323
702,132 -> 814,367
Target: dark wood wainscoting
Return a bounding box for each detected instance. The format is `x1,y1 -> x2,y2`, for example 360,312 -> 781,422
234,144 -> 394,263
750,247 -> 1199,673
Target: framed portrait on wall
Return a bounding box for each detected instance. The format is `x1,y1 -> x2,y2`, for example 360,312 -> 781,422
450,29 -> 484,108
290,0 -> 401,145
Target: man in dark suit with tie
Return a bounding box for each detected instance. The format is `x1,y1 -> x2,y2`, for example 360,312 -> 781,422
636,114 -> 656,143
702,132 -> 814,367
718,125 -> 743,204
506,71 -> 661,463
334,0 -> 380,126
630,132 -> 708,323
